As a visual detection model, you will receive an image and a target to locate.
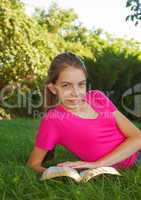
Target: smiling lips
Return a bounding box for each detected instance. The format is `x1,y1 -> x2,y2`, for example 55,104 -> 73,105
68,99 -> 82,104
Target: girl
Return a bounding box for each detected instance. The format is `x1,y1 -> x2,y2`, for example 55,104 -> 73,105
27,52 -> 141,174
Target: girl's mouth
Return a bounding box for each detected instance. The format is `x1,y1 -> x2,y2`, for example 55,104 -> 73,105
68,99 -> 82,104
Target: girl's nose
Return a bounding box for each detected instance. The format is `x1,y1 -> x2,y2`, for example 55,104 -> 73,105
71,86 -> 80,97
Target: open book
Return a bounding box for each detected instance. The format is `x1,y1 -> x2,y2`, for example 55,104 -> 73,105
40,166 -> 121,183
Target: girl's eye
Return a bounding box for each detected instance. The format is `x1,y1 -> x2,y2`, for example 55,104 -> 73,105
80,83 -> 86,86
62,85 -> 69,87
62,83 -> 86,88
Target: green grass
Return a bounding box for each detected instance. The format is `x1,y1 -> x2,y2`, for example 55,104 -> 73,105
0,118 -> 141,200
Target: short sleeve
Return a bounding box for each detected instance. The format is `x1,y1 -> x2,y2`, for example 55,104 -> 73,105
88,89 -> 118,112
34,116 -> 59,151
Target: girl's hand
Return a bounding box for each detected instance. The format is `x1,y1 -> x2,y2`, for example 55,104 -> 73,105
56,161 -> 98,169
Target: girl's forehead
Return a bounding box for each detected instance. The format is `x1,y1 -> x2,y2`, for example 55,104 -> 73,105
54,67 -> 87,86
59,79 -> 87,84
58,68 -> 86,79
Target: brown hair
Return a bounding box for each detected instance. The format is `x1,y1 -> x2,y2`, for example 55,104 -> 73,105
42,52 -> 89,163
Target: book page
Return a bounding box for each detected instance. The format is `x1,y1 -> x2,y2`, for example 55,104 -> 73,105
40,166 -> 82,182
80,167 -> 121,183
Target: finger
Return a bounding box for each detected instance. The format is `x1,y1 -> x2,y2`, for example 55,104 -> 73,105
57,163 -> 64,167
70,165 -> 84,169
64,163 -> 81,167
57,162 -> 71,166
72,165 -> 88,169
57,161 -> 69,165
57,163 -> 65,166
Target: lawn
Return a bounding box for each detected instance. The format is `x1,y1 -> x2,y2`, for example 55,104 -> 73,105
0,118 -> 141,200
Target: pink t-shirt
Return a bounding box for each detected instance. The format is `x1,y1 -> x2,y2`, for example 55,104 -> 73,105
34,89 -> 139,169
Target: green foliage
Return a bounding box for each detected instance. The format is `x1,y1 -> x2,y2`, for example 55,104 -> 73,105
0,0 -> 50,84
126,0 -> 141,25
0,107 -> 11,119
34,2 -> 78,33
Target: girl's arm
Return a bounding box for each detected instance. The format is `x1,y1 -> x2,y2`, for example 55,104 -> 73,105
57,111 -> 141,169
26,146 -> 49,174
94,110 -> 141,167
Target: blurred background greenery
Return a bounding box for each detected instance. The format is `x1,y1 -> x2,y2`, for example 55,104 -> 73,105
0,0 -> 141,121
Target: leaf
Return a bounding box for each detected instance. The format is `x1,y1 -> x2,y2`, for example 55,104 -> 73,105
125,15 -> 130,21
135,20 -> 139,25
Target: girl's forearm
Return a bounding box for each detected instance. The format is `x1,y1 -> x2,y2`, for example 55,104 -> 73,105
94,136 -> 141,167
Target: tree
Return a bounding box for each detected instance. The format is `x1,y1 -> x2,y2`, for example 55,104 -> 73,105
33,2 -> 78,34
126,0 -> 141,25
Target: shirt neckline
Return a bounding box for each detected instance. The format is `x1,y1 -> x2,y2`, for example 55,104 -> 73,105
56,92 -> 101,120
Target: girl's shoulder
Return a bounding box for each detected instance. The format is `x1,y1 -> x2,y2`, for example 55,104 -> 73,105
86,89 -> 117,112
43,106 -> 67,121
86,89 -> 108,103
86,89 -> 106,97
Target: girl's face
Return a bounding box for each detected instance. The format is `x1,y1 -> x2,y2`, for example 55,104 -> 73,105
47,67 -> 87,110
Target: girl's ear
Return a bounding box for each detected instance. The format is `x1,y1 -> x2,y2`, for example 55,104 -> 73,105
47,83 -> 57,95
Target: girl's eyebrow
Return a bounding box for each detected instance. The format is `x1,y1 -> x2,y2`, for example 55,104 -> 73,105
60,80 -> 86,84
